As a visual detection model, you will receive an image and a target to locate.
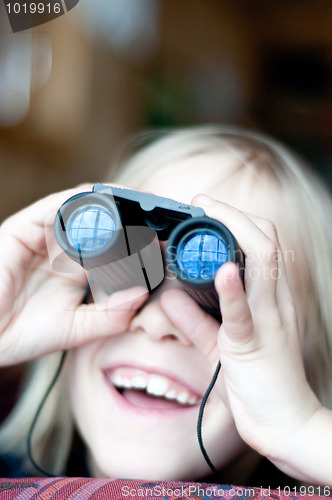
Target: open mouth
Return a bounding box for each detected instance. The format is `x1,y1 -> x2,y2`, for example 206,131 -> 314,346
105,367 -> 202,410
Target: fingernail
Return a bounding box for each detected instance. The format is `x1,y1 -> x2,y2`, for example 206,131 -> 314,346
219,262 -> 239,285
226,267 -> 240,285
193,194 -> 216,206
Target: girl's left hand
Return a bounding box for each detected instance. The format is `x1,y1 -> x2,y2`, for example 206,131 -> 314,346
161,194 -> 322,483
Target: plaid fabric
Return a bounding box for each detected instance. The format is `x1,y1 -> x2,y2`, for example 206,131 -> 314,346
0,477 -> 326,499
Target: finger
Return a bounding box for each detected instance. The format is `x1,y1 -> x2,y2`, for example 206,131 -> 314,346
192,194 -> 280,311
0,185 -> 94,260
160,288 -> 220,365
68,286 -> 149,348
228,210 -> 296,327
215,262 -> 256,351
244,213 -> 293,290
0,186 -> 94,302
3,184 -> 93,230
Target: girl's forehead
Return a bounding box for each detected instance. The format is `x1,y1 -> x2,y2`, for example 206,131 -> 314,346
138,151 -> 271,216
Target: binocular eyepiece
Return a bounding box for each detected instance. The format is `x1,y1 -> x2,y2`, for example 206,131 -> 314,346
54,184 -> 244,320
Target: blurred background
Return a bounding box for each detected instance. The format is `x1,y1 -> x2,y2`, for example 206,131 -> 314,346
0,0 -> 331,224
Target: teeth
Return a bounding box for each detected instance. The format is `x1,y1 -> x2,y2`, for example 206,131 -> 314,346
165,389 -> 177,400
176,392 -> 191,405
111,374 -> 125,387
131,375 -> 147,390
122,377 -> 131,388
108,371 -> 200,406
146,376 -> 169,397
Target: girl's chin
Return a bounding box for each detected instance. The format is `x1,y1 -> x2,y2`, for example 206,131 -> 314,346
87,451 -> 206,482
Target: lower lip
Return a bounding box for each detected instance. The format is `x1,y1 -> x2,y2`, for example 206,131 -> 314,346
103,373 -> 201,418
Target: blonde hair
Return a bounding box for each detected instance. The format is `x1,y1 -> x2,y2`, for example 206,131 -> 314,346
1,124 -> 331,475
0,353 -> 72,475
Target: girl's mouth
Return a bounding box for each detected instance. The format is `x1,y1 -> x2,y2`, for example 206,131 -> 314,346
104,366 -> 202,411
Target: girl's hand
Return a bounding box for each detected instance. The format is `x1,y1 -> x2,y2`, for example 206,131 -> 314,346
0,187 -> 148,366
161,194 -> 326,484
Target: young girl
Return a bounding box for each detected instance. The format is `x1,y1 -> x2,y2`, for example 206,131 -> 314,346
0,125 -> 331,487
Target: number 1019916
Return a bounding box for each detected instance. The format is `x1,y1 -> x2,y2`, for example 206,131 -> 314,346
6,3 -> 62,14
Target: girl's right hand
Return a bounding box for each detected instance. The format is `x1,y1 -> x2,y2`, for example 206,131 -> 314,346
0,186 -> 148,367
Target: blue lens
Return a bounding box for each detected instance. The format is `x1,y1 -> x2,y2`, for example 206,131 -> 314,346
67,205 -> 116,253
177,230 -> 228,280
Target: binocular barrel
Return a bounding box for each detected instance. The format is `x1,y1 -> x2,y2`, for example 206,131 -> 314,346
54,189 -> 244,320
166,217 -> 244,317
55,191 -> 160,293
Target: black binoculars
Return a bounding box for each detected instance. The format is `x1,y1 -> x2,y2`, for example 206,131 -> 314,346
54,184 -> 244,319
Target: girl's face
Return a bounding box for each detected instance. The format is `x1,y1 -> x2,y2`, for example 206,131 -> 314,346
68,151 -> 286,480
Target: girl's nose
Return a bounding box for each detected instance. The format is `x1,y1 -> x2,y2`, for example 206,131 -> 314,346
129,291 -> 192,345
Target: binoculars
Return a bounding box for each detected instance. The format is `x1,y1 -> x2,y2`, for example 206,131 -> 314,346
54,184 -> 244,319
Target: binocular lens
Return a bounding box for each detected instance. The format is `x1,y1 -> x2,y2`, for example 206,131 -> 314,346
67,205 -> 116,253
177,230 -> 228,280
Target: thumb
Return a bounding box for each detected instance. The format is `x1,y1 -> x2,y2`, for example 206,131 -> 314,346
68,286 -> 149,348
216,263 -> 256,352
